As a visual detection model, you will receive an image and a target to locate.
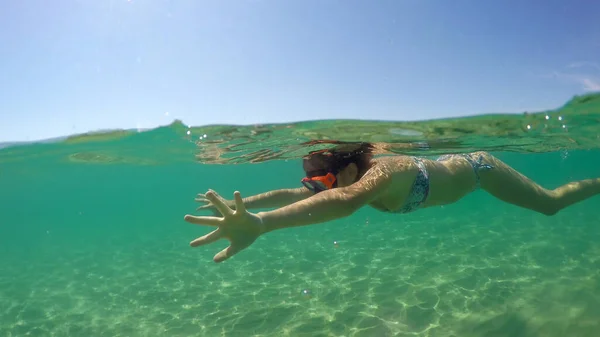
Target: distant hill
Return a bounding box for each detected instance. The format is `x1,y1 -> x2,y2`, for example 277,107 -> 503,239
0,141 -> 26,149
0,136 -> 68,150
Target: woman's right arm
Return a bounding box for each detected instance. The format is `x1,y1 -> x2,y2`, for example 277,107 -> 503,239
196,187 -> 313,211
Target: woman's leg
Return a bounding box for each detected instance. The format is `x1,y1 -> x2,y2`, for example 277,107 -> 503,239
474,152 -> 600,215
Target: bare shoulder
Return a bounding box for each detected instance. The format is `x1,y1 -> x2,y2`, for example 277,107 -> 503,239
369,155 -> 415,174
357,155 -> 416,185
346,155 -> 418,208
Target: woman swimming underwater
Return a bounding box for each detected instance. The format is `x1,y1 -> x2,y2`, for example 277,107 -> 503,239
185,143 -> 600,263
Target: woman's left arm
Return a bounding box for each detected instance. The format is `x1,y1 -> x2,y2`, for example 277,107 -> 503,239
183,164 -> 393,263
259,165 -> 393,233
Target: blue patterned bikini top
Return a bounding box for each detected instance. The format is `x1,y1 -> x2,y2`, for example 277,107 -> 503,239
393,157 -> 430,214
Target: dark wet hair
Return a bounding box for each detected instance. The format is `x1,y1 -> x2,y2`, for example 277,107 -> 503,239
302,142 -> 374,177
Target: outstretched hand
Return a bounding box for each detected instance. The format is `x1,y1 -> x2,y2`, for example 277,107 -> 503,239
184,190 -> 265,263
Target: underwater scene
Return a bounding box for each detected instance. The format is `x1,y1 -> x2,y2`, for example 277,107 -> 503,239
1,93 -> 600,337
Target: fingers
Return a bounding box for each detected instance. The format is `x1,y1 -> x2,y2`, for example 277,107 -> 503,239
184,214 -> 221,227
233,191 -> 246,213
214,245 -> 241,263
205,191 -> 233,216
195,206 -> 221,218
196,205 -> 211,211
195,195 -> 214,211
190,229 -> 222,247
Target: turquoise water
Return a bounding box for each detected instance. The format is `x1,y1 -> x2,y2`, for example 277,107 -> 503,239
2,94 -> 600,336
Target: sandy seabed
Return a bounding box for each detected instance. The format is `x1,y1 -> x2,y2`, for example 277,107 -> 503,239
2,206 -> 600,337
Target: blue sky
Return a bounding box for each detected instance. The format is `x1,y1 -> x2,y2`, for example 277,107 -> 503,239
1,0 -> 599,142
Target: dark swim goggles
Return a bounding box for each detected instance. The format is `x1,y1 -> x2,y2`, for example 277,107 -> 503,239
301,172 -> 337,193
